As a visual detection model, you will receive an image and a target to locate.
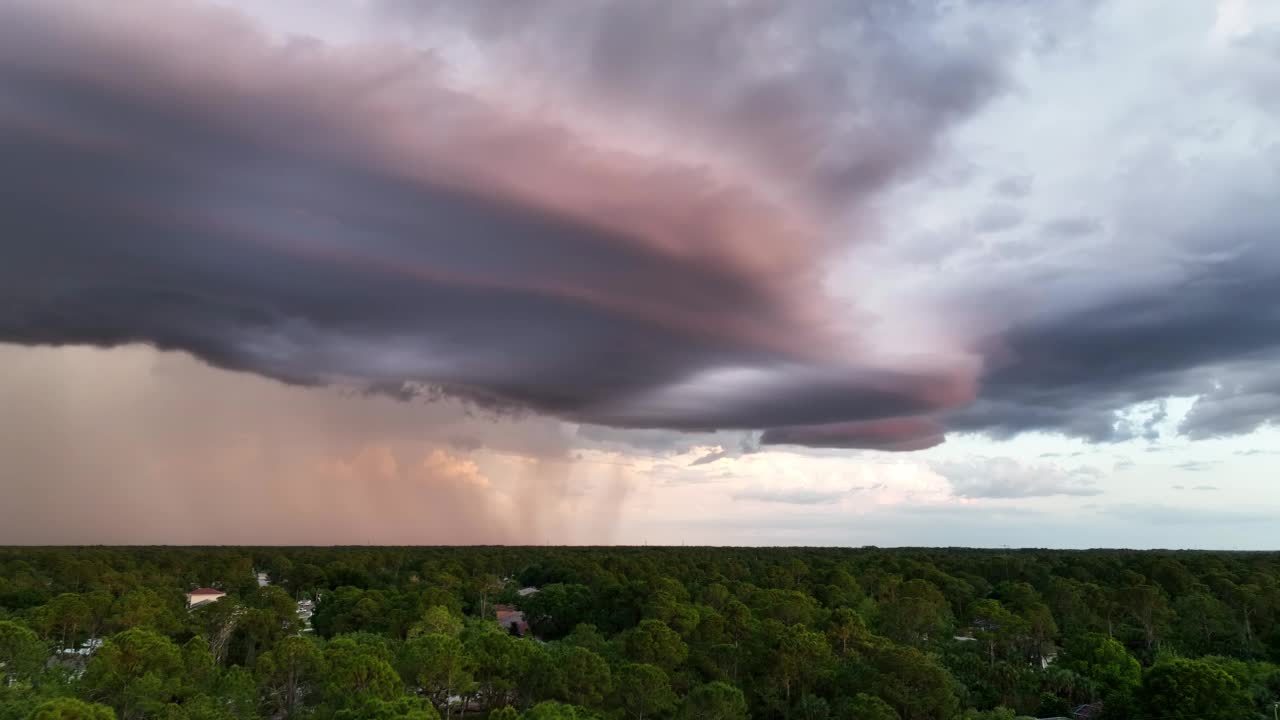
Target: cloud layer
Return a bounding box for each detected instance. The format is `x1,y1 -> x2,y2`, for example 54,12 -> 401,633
1,0 -> 1279,453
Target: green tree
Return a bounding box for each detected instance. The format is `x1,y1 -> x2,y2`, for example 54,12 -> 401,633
463,625 -> 528,708
1119,584 -> 1171,656
212,666 -> 257,720
960,708 -> 1023,720
521,702 -> 597,720
256,637 -> 324,719
408,607 -> 464,639
1056,633 -> 1140,702
106,591 -> 182,637
845,642 -> 960,720
332,697 -> 441,720
620,620 -> 687,672
825,608 -> 867,658
968,600 -> 1027,667
679,682 -> 747,720
0,620 -> 46,684
397,634 -> 475,717
839,693 -> 898,720
878,579 -> 952,647
322,636 -> 402,709
229,587 -> 299,667
1138,658 -> 1250,720
553,646 -> 611,709
81,628 -> 185,720
612,664 -> 677,720
37,594 -> 90,653
774,625 -> 832,713
519,585 -> 594,640
1172,593 -> 1236,656
27,699 -> 116,720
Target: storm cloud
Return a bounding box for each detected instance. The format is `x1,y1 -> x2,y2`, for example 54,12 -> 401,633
2,0 -> 1280,453
0,0 -> 1005,448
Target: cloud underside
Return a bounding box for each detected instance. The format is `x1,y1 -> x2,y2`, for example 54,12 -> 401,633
2,0 -> 1280,450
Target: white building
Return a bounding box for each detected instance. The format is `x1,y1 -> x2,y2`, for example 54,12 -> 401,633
187,587 -> 226,609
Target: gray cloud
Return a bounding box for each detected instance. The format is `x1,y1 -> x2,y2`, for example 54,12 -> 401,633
382,0 -> 1010,208
3,0 -> 1278,460
1179,367 -> 1280,438
991,175 -> 1033,198
947,200 -> 1280,442
690,449 -> 730,466
935,456 -> 1103,498
1042,216 -> 1102,237
0,0 -> 1011,449
761,417 -> 945,452
1175,460 -> 1218,472
974,203 -> 1025,233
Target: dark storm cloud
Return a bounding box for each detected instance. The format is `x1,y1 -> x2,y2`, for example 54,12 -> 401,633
946,202 -> 1280,442
6,0 -> 1277,455
382,0 -> 1010,208
0,0 -> 1009,445
760,417 -> 945,452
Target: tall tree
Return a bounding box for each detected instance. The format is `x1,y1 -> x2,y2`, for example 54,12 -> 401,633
27,698 -> 117,720
1138,658 -> 1250,720
679,682 -> 748,720
323,635 -> 403,711
0,619 -> 46,684
620,620 -> 687,672
81,628 -> 185,720
612,664 -> 677,720
257,636 -> 325,719
398,634 -> 475,718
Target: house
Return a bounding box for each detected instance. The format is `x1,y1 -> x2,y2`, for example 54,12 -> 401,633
494,604 -> 529,636
517,587 -> 539,597
187,587 -> 226,609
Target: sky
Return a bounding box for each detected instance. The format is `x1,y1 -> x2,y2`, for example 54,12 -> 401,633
1,0 -> 1279,547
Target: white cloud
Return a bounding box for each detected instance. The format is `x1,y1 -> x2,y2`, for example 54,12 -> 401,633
934,456 -> 1103,498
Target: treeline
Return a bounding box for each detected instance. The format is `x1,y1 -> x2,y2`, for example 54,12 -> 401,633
1,547 -> 1278,720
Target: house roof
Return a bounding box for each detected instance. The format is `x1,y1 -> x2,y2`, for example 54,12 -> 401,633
188,587 -> 224,595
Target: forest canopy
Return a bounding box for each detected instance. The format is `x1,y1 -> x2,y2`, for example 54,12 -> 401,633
1,546 -> 1278,720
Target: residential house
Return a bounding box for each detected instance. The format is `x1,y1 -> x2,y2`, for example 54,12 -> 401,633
494,604 -> 529,636
187,587 -> 226,609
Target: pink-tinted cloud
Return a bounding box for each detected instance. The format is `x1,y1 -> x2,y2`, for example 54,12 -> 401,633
0,0 -> 999,443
